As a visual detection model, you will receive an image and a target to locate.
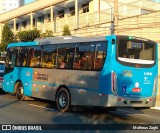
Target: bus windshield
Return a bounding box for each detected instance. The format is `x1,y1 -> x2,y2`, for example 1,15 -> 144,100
117,37 -> 156,67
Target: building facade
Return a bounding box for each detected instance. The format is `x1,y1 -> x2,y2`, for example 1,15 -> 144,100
0,0 -> 24,14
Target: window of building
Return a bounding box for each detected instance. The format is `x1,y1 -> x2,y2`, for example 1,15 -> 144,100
141,8 -> 151,15
45,14 -> 50,22
68,6 -> 75,16
16,23 -> 19,31
47,14 -> 50,19
57,10 -> 64,18
38,16 -> 44,23
81,3 -> 89,13
33,18 -> 36,26
22,21 -> 27,28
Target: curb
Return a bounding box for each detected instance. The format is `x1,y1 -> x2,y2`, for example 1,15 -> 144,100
151,107 -> 160,110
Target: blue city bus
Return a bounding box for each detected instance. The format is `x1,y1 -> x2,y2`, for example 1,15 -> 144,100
3,35 -> 158,112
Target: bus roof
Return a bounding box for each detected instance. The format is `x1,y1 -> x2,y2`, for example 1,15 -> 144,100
7,35 -> 157,48
7,36 -> 109,48
34,36 -> 108,45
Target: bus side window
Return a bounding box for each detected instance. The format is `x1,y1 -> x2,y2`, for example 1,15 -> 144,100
29,49 -> 35,67
42,45 -> 56,69
29,46 -> 42,68
95,54 -> 103,70
94,42 -> 107,71
16,47 -> 28,67
78,43 -> 94,70
5,47 -> 17,68
57,47 -> 67,69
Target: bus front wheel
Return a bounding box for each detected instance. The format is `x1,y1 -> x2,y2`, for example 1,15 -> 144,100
56,87 -> 71,112
16,82 -> 25,101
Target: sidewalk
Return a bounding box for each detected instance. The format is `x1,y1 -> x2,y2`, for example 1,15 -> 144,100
151,99 -> 160,110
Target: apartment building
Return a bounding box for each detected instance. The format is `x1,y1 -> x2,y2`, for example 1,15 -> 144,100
0,0 -> 159,64
0,0 -> 24,14
0,0 -> 159,39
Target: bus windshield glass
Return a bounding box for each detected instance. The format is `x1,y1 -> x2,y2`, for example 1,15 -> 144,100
117,36 -> 156,67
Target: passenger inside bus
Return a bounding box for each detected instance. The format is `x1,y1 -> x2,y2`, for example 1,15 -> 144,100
95,58 -> 103,70
59,59 -> 66,68
22,56 -> 27,66
30,58 -> 36,67
79,56 -> 87,69
42,54 -> 54,68
73,61 -> 80,69
35,56 -> 41,67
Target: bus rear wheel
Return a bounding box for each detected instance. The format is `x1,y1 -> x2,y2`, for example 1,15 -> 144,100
16,82 -> 25,101
56,87 -> 71,112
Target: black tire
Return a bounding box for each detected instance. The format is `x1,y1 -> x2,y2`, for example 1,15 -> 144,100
56,87 -> 71,112
16,82 -> 25,101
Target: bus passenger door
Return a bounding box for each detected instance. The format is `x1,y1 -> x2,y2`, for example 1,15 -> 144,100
3,47 -> 17,93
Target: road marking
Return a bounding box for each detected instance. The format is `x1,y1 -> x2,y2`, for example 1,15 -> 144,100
117,109 -> 151,117
137,114 -> 151,117
29,104 -> 55,111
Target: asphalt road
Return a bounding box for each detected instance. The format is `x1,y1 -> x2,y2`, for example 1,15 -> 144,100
0,92 -> 160,133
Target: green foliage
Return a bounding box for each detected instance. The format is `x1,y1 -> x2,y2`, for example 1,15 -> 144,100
15,31 -> 28,42
27,29 -> 41,41
62,25 -> 71,36
41,30 -> 54,38
16,28 -> 41,42
1,23 -> 14,51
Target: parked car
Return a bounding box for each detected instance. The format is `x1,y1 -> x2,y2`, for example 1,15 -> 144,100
0,61 -> 5,89
0,70 -> 4,89
0,61 -> 5,70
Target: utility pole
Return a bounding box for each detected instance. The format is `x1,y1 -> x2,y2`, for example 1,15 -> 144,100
114,0 -> 118,34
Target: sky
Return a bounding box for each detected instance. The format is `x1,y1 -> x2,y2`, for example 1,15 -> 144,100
24,0 -> 35,4
152,0 -> 160,2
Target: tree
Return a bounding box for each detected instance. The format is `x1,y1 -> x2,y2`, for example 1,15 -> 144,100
62,25 -> 71,36
16,28 -> 40,42
1,23 -> 14,51
41,30 -> 54,38
27,29 -> 41,41
16,31 -> 28,42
